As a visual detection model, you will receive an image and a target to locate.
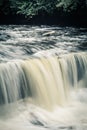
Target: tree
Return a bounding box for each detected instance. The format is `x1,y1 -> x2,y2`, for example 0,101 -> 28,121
0,0 -> 10,15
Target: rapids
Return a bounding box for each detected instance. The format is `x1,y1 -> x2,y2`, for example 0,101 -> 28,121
0,25 -> 87,130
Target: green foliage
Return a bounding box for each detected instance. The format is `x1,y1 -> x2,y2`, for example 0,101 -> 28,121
0,0 -> 11,15
0,0 -> 87,17
56,0 -> 78,12
10,0 -> 57,18
56,0 -> 87,13
0,0 -> 3,6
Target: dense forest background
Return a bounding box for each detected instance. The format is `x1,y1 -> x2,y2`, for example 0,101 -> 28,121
0,0 -> 87,26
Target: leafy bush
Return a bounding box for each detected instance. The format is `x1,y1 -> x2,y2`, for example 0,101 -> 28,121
10,0 -> 57,18
56,0 -> 87,13
0,0 -> 87,18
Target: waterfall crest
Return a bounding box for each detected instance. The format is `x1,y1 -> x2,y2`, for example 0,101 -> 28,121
0,52 -> 87,110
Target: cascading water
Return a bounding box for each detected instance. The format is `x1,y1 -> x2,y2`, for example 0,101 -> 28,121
0,25 -> 87,130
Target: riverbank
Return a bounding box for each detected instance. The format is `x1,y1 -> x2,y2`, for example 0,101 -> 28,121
0,13 -> 87,28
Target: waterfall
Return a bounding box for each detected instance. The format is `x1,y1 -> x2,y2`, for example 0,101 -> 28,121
0,52 -> 87,110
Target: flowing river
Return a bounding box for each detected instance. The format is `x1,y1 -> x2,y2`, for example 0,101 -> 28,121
0,25 -> 87,130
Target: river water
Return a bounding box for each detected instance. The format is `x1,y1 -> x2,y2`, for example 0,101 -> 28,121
0,25 -> 87,130
0,25 -> 87,62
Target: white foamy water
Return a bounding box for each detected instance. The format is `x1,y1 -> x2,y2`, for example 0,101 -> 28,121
0,88 -> 87,130
0,25 -> 87,130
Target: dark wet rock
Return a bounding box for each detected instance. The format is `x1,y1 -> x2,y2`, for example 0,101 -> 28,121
30,119 -> 45,126
58,126 -> 74,130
